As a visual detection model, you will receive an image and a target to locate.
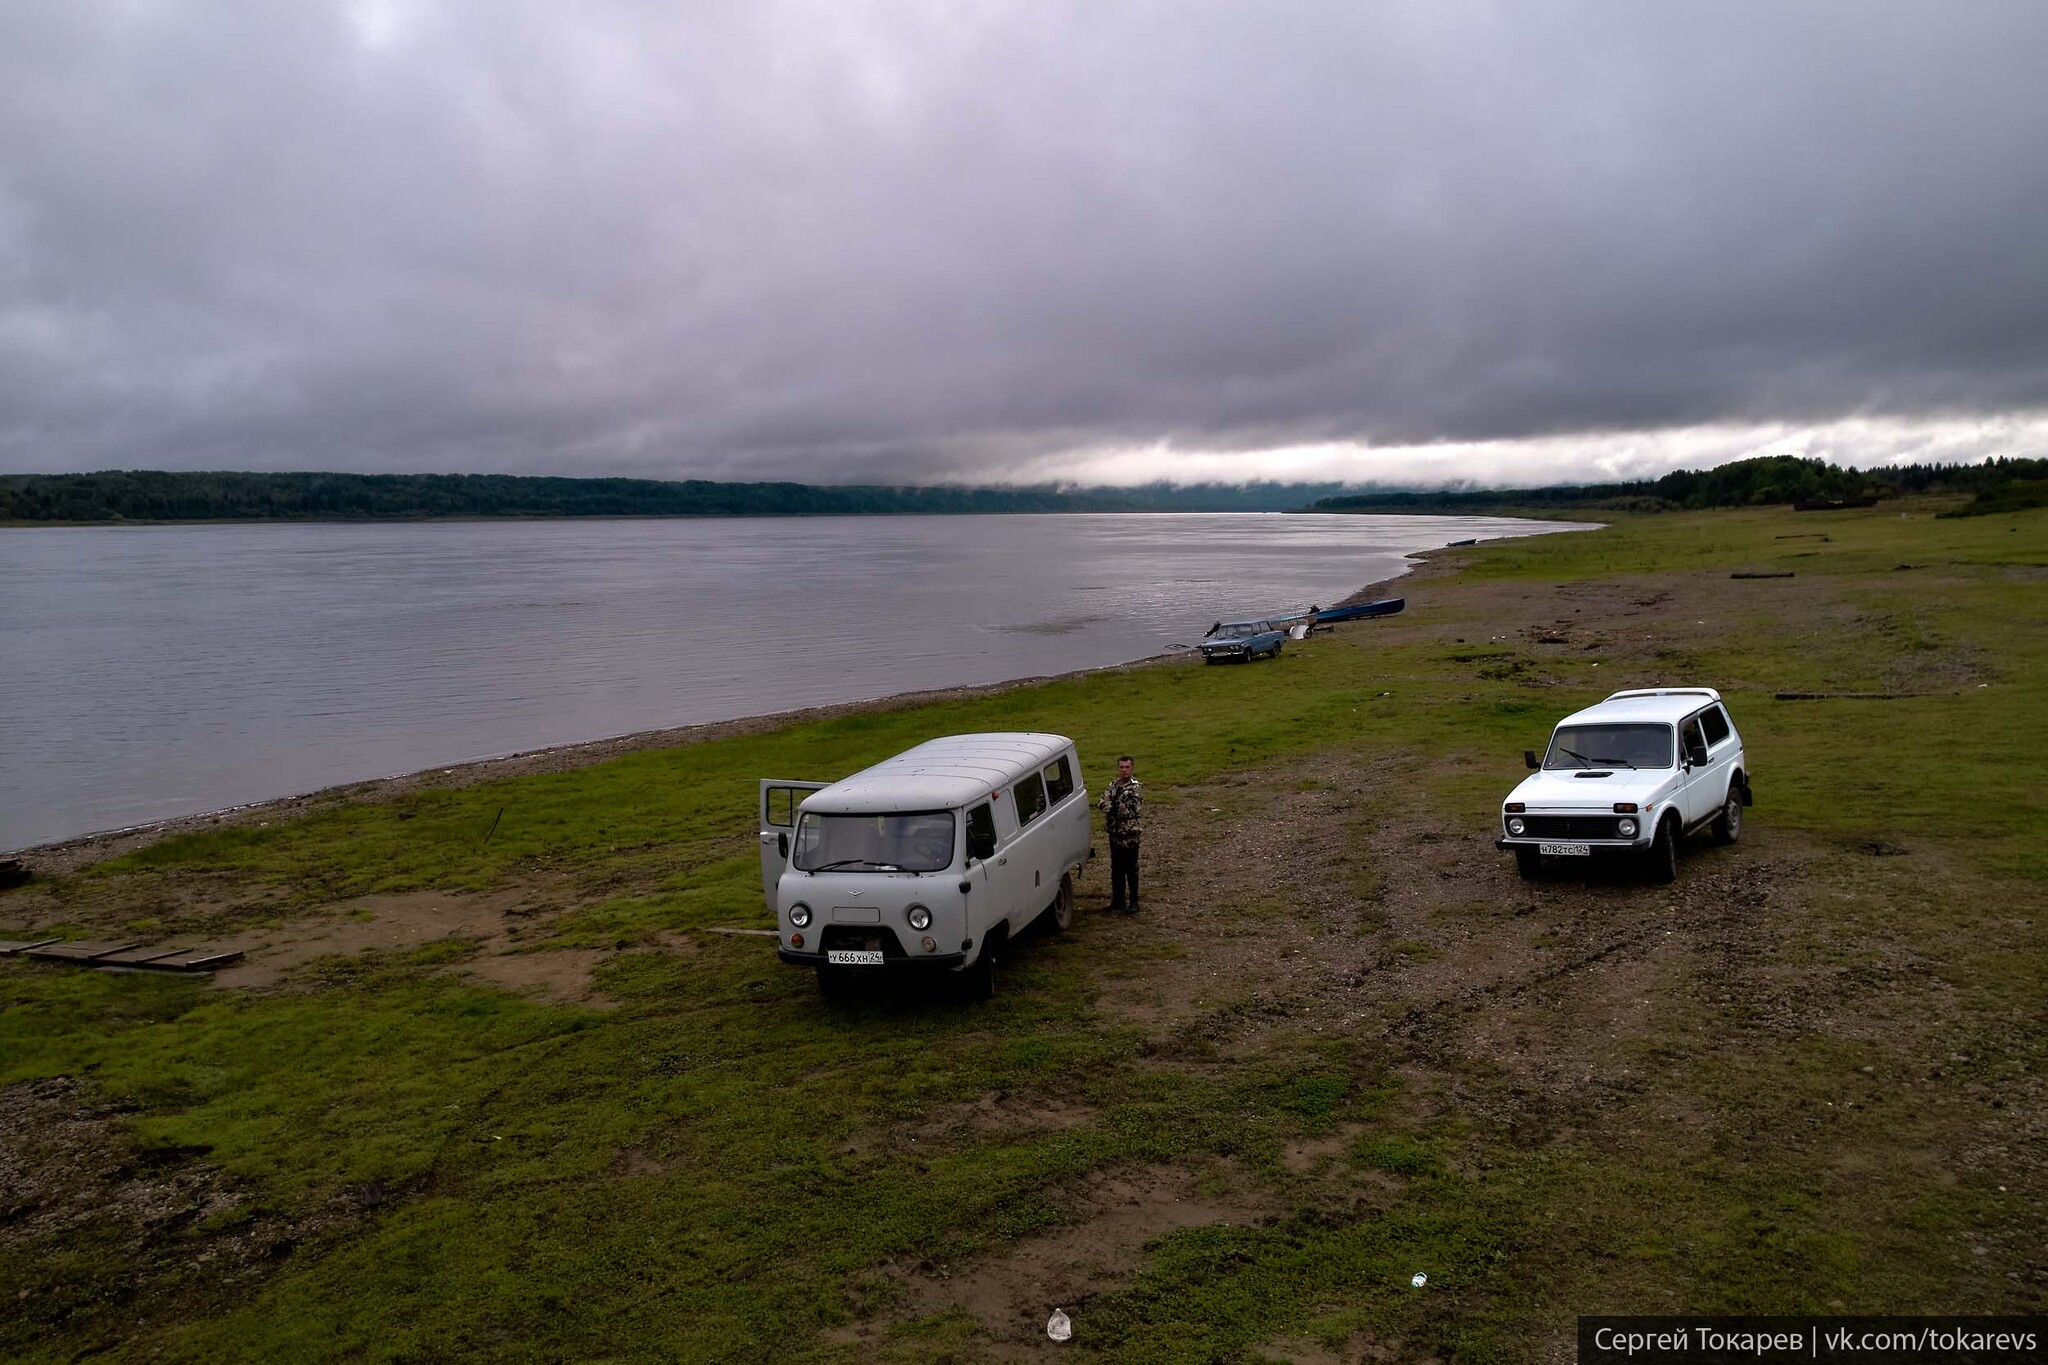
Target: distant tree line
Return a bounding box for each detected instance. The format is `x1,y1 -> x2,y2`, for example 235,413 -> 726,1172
1310,455 -> 2048,517
0,470 -> 1382,522
1946,476 -> 2048,517
0,471 -> 1141,522
5,458 -> 2043,524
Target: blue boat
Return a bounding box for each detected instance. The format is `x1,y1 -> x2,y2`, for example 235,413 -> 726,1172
1313,597 -> 1405,624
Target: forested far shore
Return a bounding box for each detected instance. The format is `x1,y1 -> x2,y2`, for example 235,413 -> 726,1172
1311,454 -> 2048,518
0,471 -> 1388,522
0,471 -> 1140,522
4,456 -> 2044,523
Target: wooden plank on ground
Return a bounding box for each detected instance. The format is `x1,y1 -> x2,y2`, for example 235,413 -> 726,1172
9,940 -> 244,972
162,951 -> 246,971
98,946 -> 197,966
27,941 -> 143,961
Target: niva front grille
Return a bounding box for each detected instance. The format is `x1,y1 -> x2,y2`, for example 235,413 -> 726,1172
1520,814 -> 1628,839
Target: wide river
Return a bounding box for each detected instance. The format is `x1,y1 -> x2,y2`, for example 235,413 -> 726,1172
0,513 -> 1589,851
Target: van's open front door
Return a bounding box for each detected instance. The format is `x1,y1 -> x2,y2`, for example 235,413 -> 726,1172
760,780 -> 828,910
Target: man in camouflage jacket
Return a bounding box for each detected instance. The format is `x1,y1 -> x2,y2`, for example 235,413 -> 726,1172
1099,754 -> 1144,914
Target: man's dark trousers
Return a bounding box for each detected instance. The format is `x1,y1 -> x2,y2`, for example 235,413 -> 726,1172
1109,841 -> 1140,912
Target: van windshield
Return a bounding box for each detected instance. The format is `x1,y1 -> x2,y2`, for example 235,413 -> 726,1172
792,811 -> 956,873
1544,724 -> 1674,771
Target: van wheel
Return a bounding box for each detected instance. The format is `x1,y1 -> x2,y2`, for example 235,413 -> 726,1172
1514,847 -> 1541,879
963,945 -> 997,1001
1046,872 -> 1074,934
816,968 -> 853,1003
1712,786 -> 1743,844
1645,816 -> 1680,884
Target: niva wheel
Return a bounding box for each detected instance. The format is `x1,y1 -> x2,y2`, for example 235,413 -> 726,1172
1712,788 -> 1743,845
1645,817 -> 1680,884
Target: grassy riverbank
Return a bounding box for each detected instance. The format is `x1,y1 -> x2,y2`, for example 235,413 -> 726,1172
4,499 -> 2044,1363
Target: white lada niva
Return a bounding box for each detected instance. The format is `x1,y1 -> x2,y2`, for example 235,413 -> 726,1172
1497,688 -> 1752,883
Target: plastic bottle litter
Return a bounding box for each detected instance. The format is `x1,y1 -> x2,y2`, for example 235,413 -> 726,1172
1411,1272 -> 1428,1288
1047,1309 -> 1073,1342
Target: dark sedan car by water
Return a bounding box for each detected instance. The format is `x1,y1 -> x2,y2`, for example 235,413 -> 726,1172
1200,619 -> 1287,663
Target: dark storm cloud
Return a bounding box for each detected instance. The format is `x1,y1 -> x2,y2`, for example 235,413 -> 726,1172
2,1 -> 2045,482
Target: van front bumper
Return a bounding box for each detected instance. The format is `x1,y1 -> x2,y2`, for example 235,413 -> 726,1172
778,948 -> 968,971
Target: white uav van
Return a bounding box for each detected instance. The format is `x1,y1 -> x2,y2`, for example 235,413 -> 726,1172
760,733 -> 1092,999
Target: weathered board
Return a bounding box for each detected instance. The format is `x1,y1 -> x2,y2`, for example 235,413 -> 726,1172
1,939 -> 243,973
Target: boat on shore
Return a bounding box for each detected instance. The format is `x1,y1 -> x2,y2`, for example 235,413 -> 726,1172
1313,597 -> 1405,624
1259,596 -> 1406,638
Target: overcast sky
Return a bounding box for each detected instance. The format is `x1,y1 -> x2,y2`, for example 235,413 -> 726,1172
3,2 -> 2045,487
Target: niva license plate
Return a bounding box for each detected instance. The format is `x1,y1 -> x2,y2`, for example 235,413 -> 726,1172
827,949 -> 885,966
1539,842 -> 1592,857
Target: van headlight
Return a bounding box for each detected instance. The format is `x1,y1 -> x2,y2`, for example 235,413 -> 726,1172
906,905 -> 932,931
1507,817 -> 1525,836
1616,818 -> 1637,837
788,903 -> 812,928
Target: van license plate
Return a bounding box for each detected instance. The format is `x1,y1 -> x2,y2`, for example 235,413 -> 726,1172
827,950 -> 884,966
1539,842 -> 1591,857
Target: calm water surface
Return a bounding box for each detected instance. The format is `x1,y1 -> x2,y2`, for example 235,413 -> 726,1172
0,513 -> 1588,850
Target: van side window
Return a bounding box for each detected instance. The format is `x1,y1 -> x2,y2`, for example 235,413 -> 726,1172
1014,772 -> 1048,826
1043,755 -> 1075,805
766,787 -> 798,828
1700,706 -> 1732,747
965,803 -> 997,861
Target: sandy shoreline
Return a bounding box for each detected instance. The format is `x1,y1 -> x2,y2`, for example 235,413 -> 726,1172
10,556 -> 1446,875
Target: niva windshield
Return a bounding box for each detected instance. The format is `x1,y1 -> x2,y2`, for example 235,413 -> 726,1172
1543,723 -> 1674,770
792,811 -> 956,873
